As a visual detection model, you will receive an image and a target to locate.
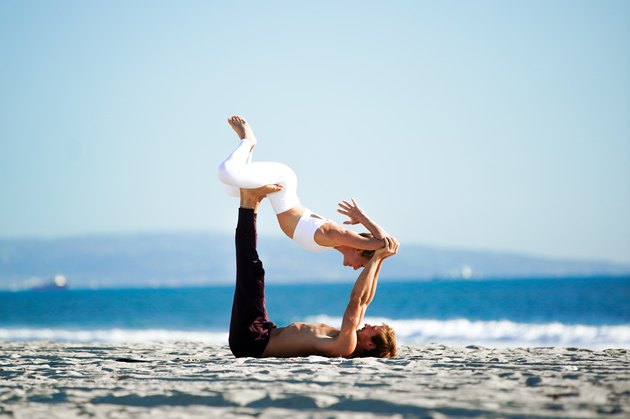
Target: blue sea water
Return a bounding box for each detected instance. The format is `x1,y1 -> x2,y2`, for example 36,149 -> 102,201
1,276 -> 629,349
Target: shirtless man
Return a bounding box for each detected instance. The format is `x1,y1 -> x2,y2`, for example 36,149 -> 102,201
229,185 -> 398,358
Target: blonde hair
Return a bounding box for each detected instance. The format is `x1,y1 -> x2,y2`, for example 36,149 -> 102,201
358,232 -> 375,260
363,324 -> 397,358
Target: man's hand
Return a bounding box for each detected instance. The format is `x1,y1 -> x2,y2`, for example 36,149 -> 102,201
337,198 -> 367,225
374,237 -> 399,260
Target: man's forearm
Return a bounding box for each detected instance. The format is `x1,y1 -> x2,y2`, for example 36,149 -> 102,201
349,255 -> 383,305
366,258 -> 384,306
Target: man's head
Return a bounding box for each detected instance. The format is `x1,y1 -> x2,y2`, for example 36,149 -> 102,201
353,323 -> 397,358
338,233 -> 376,270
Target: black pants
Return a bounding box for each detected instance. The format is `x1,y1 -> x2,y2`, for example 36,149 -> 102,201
228,208 -> 276,358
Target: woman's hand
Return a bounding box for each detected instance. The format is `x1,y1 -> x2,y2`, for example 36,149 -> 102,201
374,237 -> 399,259
337,198 -> 367,225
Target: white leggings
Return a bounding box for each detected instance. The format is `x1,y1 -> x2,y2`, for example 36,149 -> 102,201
217,140 -> 300,214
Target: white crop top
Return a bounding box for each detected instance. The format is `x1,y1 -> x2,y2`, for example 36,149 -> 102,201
292,210 -> 332,253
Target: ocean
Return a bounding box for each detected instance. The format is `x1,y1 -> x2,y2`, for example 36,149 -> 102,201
1,276 -> 629,349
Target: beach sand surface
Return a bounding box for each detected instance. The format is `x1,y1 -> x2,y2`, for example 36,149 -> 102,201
1,342 -> 628,418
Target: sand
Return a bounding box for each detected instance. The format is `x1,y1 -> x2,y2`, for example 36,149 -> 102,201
1,342 -> 628,418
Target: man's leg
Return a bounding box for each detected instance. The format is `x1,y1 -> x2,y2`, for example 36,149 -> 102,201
228,185 -> 281,358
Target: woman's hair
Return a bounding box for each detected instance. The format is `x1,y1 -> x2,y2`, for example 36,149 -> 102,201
359,232 -> 375,259
362,324 -> 397,358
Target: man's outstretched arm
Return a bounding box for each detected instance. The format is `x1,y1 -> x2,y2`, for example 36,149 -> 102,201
332,237 -> 399,357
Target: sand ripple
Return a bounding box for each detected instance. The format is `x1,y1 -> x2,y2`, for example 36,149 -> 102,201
1,342 -> 629,418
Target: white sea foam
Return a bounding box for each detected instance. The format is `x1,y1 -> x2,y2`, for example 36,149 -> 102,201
0,328 -> 228,344
306,315 -> 630,350
2,318 -> 630,349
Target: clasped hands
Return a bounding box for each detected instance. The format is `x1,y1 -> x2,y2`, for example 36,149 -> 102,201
337,197 -> 399,259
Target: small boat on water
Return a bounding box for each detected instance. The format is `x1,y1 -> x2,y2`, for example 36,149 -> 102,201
30,274 -> 68,291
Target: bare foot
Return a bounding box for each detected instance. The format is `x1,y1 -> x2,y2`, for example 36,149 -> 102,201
240,184 -> 283,211
228,115 -> 257,147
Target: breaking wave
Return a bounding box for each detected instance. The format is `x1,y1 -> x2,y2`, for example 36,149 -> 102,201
0,328 -> 228,344
307,315 -> 630,350
2,317 -> 629,349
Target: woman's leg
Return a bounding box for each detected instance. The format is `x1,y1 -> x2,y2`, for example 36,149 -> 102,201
217,141 -> 300,214
218,114 -> 300,214
219,139 -> 252,197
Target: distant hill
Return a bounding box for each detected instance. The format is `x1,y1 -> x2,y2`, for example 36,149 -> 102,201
0,233 -> 628,290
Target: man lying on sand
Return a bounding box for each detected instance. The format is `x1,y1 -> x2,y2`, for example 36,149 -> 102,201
229,186 -> 399,358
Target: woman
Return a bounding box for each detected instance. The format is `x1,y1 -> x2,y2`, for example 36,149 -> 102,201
218,115 -> 387,269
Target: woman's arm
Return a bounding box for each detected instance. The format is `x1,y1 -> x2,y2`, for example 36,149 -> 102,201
317,224 -> 385,250
337,198 -> 388,240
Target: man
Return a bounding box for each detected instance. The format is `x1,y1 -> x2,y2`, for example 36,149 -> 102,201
229,185 -> 398,359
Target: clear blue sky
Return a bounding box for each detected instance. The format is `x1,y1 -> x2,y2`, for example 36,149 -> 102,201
1,1 -> 629,263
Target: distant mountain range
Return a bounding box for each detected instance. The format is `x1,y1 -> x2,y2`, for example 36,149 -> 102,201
0,232 -> 628,290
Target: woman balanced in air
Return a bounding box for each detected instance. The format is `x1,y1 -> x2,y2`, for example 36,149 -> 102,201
217,115 -> 388,269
